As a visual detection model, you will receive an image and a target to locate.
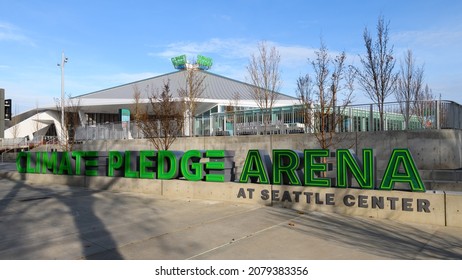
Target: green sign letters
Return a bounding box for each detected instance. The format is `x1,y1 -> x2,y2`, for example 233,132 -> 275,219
237,148 -> 425,192
16,148 -> 425,192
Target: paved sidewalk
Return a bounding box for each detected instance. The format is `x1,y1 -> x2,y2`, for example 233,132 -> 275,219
0,174 -> 462,260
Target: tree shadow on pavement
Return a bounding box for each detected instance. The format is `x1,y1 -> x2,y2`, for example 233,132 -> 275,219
268,207 -> 462,259
0,177 -> 125,259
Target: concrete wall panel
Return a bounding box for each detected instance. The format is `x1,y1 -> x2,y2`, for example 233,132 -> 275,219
445,192 -> 462,227
85,176 -> 162,195
266,186 -> 445,226
1,169 -> 459,228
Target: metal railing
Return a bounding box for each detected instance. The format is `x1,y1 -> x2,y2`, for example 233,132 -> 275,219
75,123 -> 132,141
1,137 -> 29,162
66,100 -> 462,141
0,136 -> 61,161
207,100 -> 461,136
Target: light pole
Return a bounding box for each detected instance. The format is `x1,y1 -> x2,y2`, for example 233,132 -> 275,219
58,51 -> 68,144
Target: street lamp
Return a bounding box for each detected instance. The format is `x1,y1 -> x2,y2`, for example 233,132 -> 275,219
57,51 -> 68,144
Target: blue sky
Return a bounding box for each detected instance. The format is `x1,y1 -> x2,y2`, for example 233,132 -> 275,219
1,0 -> 461,114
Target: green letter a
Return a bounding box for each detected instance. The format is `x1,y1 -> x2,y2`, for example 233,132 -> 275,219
379,149 -> 425,192
239,150 -> 271,184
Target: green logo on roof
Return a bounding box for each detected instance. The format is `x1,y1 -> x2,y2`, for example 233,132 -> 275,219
197,55 -> 213,70
171,55 -> 187,69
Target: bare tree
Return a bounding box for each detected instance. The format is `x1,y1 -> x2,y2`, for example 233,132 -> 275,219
296,74 -> 314,133
247,41 -> 282,134
227,92 -> 241,111
138,80 -> 184,150
395,49 -> 425,129
224,92 -> 241,136
54,94 -> 81,151
356,16 -> 398,130
178,68 -> 206,137
303,42 -> 355,149
414,84 -> 435,128
131,84 -> 147,139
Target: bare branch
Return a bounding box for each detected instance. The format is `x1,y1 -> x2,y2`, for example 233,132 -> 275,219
296,74 -> 314,131
395,49 -> 425,129
54,94 -> 81,151
178,69 -> 206,137
137,80 -> 184,150
300,41 -> 355,149
247,41 -> 282,133
356,16 -> 398,130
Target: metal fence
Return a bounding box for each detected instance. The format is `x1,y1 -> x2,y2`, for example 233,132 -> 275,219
69,100 -> 462,141
75,123 -> 132,141
207,100 -> 462,136
0,136 -> 57,162
74,121 -> 184,141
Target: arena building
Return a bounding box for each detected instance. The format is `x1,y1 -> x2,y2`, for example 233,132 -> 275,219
2,63 -> 297,143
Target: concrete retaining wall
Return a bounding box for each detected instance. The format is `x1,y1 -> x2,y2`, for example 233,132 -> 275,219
2,170 -> 461,228
75,129 -> 462,173
446,191 -> 462,227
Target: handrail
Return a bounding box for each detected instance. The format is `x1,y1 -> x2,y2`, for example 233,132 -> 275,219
12,99 -> 458,141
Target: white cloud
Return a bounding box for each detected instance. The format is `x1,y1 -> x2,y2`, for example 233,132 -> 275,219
276,45 -> 316,68
150,38 -> 257,60
392,28 -> 462,49
0,22 -> 35,46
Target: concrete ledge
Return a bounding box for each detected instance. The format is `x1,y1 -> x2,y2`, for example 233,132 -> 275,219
85,176 -> 162,195
162,180 -> 269,205
0,170 -> 459,228
445,191 -> 462,227
0,171 -> 86,186
252,186 -> 445,226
